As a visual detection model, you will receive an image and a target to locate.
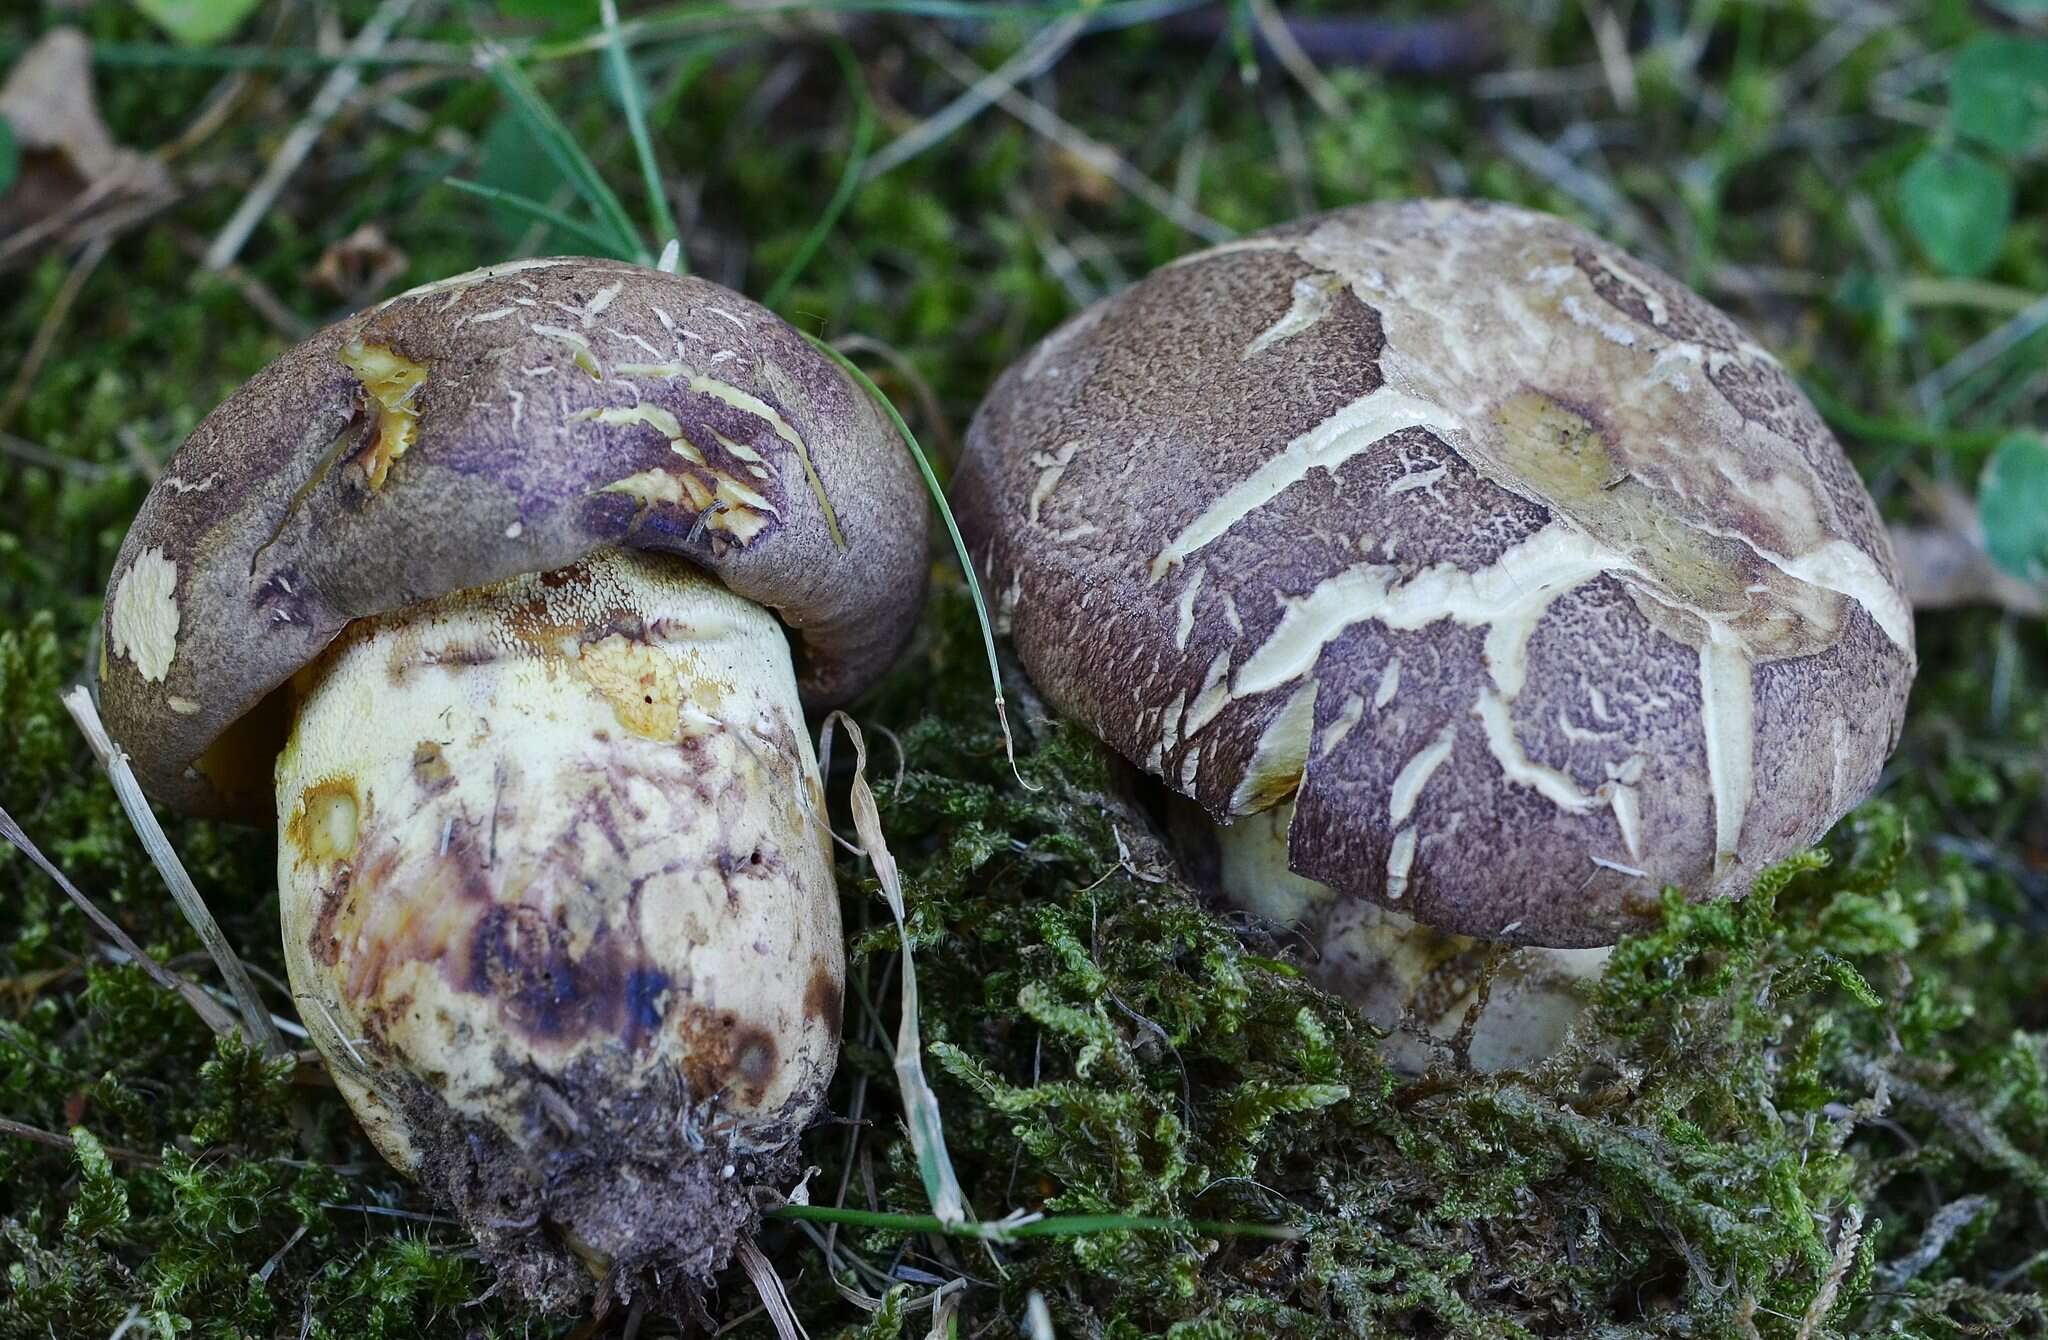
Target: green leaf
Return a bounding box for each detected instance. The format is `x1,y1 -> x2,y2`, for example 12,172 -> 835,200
1900,147 -> 2012,277
133,0 -> 265,47
475,109 -> 575,250
1951,36 -> 2048,155
483,51 -> 647,263
1980,433 -> 2048,584
0,116 -> 17,196
599,0 -> 678,265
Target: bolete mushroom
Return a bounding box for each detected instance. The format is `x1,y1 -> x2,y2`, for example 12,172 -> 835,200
955,200 -> 1914,1071
96,257 -> 927,1309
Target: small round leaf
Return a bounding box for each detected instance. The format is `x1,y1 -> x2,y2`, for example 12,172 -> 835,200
1951,36 -> 2048,155
134,0 -> 264,47
1980,434 -> 2048,585
1900,148 -> 2012,277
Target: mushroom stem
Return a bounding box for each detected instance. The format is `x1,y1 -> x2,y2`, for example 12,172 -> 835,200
275,548 -> 842,1308
1214,802 -> 1608,1073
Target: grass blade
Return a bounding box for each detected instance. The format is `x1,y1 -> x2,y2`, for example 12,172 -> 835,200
39,3 -> 1206,72
600,0 -> 681,268
805,334 -> 1036,790
861,14 -> 1085,183
60,686 -> 289,1060
767,1202 -> 1301,1243
444,178 -> 629,255
1798,377 -> 2012,457
482,46 -> 649,264
826,712 -> 969,1225
761,40 -> 876,309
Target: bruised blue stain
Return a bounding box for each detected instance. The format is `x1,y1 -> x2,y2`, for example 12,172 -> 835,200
623,968 -> 671,1047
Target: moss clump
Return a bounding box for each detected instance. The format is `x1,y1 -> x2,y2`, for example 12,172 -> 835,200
776,592 -> 2048,1337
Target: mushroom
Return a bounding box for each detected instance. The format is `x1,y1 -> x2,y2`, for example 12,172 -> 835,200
96,257 -> 927,1309
955,200 -> 1914,1071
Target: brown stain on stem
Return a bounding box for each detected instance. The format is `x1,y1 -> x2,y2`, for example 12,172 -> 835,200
286,776 -> 363,863
674,1005 -> 779,1106
803,963 -> 843,1037
411,740 -> 454,795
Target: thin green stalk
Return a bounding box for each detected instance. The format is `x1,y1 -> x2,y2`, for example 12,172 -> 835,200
601,0 -> 681,268
766,1202 -> 1301,1243
29,1 -> 1205,72
40,42 -> 457,70
483,48 -> 649,264
525,0 -> 1204,62
1799,378 -> 2012,457
761,40 -> 877,309
648,37 -> 746,155
1227,0 -> 1259,82
443,179 -> 628,255
805,334 -> 1036,790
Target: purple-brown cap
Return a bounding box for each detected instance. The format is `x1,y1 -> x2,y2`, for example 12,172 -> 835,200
100,258 -> 928,819
955,200 -> 1914,948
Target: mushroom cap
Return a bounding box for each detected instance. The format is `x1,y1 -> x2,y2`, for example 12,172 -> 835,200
955,200 -> 1915,948
100,258 -> 929,820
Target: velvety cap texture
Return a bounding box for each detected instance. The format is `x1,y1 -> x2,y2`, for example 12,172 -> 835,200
955,199 -> 1915,947
100,258 -> 928,819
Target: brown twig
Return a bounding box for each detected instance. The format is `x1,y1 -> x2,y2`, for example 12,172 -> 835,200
1247,0 -> 1347,119
1160,5 -> 1499,76
0,1116 -> 161,1167
173,229 -> 312,340
862,14 -> 1086,184
911,27 -> 1231,245
202,0 -> 425,273
0,430 -> 133,480
0,137 -> 184,273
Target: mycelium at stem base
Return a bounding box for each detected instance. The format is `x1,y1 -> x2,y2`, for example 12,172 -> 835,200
276,548 -> 843,1311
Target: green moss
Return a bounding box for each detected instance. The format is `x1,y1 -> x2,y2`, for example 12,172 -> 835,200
2,0 -> 2045,1333
785,592 -> 2045,1337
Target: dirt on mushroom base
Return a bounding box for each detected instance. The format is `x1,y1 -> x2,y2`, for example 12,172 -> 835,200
379,1051 -> 807,1318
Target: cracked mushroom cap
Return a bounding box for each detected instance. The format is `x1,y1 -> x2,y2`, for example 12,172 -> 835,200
956,200 -> 1915,948
100,257 -> 929,820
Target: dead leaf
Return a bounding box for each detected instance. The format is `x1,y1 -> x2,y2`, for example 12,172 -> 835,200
309,222 -> 409,301
1047,143 -> 1117,209
0,28 -> 175,244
